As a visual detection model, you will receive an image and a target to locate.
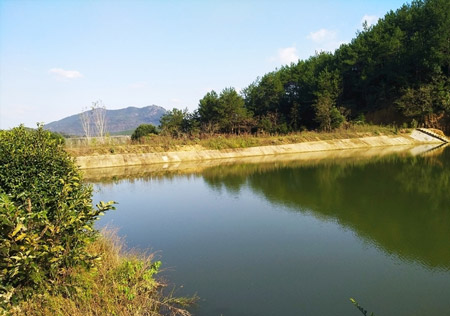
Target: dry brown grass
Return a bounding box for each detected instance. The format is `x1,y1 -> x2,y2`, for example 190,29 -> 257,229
428,128 -> 446,137
66,124 -> 404,157
5,229 -> 196,316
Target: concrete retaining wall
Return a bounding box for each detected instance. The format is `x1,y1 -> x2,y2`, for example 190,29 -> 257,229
76,133 -> 441,170
82,143 -> 445,182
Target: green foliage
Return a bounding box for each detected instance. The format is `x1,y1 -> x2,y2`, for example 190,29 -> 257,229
330,107 -> 346,129
314,69 -> 345,131
131,123 -> 158,141
257,112 -> 289,134
354,113 -> 366,125
115,259 -> 161,301
395,84 -> 435,123
395,75 -> 450,125
5,232 -> 196,316
47,131 -> 66,145
198,88 -> 251,134
244,73 -> 284,116
167,0 -> 450,136
198,90 -> 220,128
0,125 -> 115,305
239,0 -> 449,132
159,108 -> 198,138
217,87 -> 250,134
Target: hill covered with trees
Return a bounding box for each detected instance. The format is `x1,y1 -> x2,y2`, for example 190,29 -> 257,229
159,0 -> 449,136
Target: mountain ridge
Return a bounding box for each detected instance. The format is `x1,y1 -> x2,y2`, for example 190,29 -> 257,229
44,105 -> 166,136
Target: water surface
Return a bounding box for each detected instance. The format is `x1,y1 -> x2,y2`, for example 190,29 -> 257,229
92,146 -> 450,315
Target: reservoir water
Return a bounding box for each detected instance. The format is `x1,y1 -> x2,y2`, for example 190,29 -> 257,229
91,146 -> 450,315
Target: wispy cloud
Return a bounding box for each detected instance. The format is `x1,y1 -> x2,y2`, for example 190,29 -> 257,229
269,46 -> 299,65
307,28 -> 337,43
306,28 -> 346,53
49,68 -> 83,79
278,47 -> 299,64
361,15 -> 378,27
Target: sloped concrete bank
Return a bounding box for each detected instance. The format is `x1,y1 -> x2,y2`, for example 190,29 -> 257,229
76,131 -> 444,170
82,143 -> 446,182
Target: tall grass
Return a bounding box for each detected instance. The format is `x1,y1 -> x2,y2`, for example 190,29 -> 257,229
5,229 -> 196,316
66,124 -> 405,156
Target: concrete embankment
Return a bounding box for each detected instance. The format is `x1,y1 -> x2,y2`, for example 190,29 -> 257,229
82,143 -> 447,182
76,130 -> 446,170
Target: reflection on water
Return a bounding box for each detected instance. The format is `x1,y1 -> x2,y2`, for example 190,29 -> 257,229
201,148 -> 450,270
91,145 -> 450,315
82,144 -> 443,182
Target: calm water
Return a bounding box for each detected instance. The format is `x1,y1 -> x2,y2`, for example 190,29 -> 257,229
92,146 -> 450,316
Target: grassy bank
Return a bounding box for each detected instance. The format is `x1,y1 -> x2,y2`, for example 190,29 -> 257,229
0,126 -> 194,316
5,230 -> 195,316
66,124 -> 406,157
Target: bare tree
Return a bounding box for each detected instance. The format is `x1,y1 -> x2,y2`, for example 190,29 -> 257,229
91,100 -> 107,142
79,107 -> 92,143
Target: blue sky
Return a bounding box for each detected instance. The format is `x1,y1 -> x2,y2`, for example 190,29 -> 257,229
0,0 -> 407,129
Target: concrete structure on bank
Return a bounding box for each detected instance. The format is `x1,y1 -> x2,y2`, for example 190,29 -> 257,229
76,129 -> 447,170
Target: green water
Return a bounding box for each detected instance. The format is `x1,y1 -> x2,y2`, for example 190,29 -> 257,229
93,146 -> 450,315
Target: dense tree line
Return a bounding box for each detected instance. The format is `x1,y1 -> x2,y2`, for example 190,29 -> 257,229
158,0 -> 449,137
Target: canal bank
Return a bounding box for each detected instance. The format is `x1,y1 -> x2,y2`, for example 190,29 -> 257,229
75,129 -> 447,170
90,143 -> 450,316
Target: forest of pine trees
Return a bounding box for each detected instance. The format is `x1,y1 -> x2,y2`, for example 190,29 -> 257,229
160,0 -> 450,136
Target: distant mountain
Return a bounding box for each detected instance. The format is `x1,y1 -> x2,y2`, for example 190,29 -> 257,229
44,105 -> 166,136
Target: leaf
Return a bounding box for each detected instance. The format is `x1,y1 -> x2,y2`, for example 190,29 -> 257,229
11,223 -> 25,237
15,233 -> 27,242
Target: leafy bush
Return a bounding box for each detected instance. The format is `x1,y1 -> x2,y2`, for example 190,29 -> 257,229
7,231 -> 196,316
354,113 -> 366,125
0,125 -> 114,305
47,130 -> 66,145
330,107 -> 345,130
131,124 -> 158,141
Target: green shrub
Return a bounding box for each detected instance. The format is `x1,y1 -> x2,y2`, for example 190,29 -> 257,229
0,125 -> 114,305
354,113 -> 366,125
330,107 -> 345,130
7,231 -> 196,316
47,130 -> 66,145
131,124 -> 158,141
276,122 -> 289,135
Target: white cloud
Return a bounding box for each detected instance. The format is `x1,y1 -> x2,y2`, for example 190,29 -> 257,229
278,47 -> 299,64
269,47 -> 299,65
49,68 -> 83,79
361,15 -> 378,27
307,29 -> 337,43
306,28 -> 347,54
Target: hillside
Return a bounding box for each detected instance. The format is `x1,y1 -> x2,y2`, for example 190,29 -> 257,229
238,0 -> 450,133
161,0 -> 448,137
44,105 -> 166,136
